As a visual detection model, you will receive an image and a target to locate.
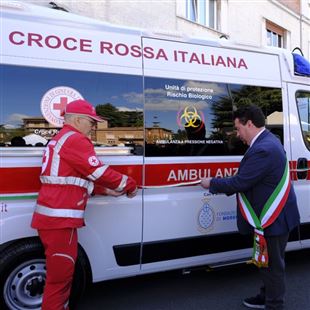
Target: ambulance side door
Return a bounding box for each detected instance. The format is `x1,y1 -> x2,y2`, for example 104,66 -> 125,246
287,83 -> 310,248
141,37 -> 245,273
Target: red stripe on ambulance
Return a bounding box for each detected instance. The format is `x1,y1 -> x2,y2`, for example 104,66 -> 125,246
145,162 -> 239,186
0,161 -> 307,195
0,165 -> 143,194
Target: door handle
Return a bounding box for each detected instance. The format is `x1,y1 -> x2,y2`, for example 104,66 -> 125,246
296,157 -> 308,180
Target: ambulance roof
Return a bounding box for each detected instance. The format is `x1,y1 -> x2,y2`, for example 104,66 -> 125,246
1,1 -> 309,83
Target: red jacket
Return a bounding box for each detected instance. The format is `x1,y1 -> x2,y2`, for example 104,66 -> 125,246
31,124 -> 136,229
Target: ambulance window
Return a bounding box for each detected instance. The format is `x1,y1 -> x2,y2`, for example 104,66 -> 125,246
144,77 -> 284,157
144,77 -> 234,156
230,84 -> 284,146
296,91 -> 310,150
0,64 -> 143,150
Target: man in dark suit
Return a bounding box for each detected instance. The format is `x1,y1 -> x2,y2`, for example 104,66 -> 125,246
201,105 -> 300,310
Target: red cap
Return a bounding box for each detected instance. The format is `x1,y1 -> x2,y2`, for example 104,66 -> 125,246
61,99 -> 103,122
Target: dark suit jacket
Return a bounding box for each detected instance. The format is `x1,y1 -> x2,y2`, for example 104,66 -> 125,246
209,129 -> 300,236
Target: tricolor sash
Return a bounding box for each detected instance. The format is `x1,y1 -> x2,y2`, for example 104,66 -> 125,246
238,160 -> 291,267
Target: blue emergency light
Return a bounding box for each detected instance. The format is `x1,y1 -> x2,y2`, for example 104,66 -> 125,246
292,53 -> 310,77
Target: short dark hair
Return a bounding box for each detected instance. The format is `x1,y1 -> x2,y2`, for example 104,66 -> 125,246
233,105 -> 265,127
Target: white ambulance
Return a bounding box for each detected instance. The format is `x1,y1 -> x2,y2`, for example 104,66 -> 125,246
0,2 -> 309,309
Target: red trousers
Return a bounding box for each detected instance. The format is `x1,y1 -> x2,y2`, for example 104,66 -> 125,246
39,228 -> 78,310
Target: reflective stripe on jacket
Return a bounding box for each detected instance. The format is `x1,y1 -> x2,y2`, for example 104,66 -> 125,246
31,124 -> 135,230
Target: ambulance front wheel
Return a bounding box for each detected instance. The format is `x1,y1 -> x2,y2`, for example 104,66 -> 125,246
0,238 -> 91,310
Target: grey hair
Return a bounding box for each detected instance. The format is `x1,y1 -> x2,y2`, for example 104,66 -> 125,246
63,114 -> 77,123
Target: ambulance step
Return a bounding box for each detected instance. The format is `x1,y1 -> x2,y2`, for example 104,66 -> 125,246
181,258 -> 250,274
207,258 -> 251,269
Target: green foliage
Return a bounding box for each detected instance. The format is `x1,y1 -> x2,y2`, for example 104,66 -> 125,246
96,103 -> 143,127
208,85 -> 282,140
173,129 -> 187,140
231,86 -> 282,114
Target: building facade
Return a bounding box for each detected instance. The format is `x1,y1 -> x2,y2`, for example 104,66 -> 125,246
20,117 -> 144,146
23,0 -> 310,58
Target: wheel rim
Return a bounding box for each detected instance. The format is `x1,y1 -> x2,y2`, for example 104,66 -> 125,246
4,259 -> 46,310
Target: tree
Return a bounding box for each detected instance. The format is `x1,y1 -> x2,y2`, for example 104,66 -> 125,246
96,103 -> 143,127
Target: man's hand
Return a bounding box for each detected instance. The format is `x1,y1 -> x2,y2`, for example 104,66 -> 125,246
127,187 -> 138,198
201,178 -> 212,189
104,188 -> 124,197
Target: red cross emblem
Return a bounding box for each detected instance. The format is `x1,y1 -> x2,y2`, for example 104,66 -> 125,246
53,97 -> 68,114
88,156 -> 99,166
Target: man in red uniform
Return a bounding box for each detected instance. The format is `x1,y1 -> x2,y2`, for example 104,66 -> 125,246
31,99 -> 138,310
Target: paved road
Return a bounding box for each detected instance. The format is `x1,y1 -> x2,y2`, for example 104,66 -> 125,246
77,249 -> 310,310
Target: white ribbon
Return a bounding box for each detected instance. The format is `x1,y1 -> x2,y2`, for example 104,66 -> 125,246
138,180 -> 201,189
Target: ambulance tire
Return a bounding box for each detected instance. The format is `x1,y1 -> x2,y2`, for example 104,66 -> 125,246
70,244 -> 92,309
0,238 -> 91,310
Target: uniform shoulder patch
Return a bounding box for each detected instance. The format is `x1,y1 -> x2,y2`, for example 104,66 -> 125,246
88,156 -> 100,167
